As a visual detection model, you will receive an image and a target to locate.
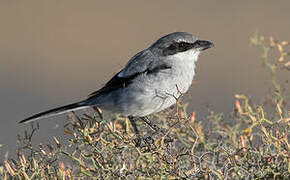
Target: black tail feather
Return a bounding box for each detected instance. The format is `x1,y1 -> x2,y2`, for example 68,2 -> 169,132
19,101 -> 88,124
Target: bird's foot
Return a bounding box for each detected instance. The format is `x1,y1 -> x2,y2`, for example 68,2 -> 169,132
163,134 -> 174,144
133,136 -> 142,147
133,135 -> 155,150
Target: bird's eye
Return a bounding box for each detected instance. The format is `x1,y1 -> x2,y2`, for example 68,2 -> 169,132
179,42 -> 186,48
179,42 -> 192,49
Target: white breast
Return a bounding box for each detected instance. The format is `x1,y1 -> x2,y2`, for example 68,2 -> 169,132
144,49 -> 200,114
169,49 -> 200,93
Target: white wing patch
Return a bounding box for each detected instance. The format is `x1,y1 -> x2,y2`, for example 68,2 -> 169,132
117,70 -> 124,78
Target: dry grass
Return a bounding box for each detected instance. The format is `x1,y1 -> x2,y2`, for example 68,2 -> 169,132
1,33 -> 289,179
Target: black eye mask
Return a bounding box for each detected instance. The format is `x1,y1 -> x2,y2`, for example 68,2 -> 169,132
162,40 -> 214,56
162,41 -> 195,56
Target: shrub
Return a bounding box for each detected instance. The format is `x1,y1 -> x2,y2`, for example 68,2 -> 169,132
1,33 -> 289,179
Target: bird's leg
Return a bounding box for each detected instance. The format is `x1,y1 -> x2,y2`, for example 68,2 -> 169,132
140,116 -> 173,144
128,116 -> 154,148
140,116 -> 160,132
128,116 -> 142,147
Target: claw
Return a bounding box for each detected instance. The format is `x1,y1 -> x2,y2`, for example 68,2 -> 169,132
164,135 -> 174,144
134,136 -> 142,147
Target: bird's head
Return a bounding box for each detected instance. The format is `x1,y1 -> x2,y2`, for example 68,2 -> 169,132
150,32 -> 214,62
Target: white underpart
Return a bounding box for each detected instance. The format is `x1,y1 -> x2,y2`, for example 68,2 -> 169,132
133,49 -> 200,116
154,49 -> 200,104
93,49 -> 202,117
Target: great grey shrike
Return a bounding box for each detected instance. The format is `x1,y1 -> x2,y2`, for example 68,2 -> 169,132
20,32 -> 214,145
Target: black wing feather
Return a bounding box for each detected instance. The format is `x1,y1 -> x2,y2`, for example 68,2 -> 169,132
87,64 -> 171,98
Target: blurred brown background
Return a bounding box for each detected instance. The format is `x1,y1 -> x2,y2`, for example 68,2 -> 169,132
0,0 -> 289,159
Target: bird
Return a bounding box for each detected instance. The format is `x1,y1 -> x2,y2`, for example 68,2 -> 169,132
19,32 -> 214,145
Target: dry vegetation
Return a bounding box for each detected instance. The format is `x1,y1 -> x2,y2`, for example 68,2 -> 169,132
1,33 -> 289,179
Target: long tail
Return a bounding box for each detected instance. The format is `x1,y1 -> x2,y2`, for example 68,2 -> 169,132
19,100 -> 89,124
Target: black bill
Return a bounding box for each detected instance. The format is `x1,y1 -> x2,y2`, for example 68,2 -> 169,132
194,40 -> 215,50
